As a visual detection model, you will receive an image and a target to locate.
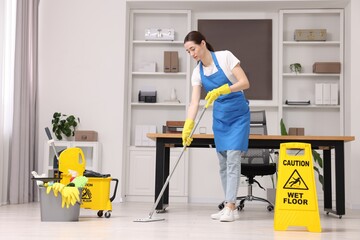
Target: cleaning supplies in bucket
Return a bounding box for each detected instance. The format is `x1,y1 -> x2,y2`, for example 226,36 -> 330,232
46,175 -> 88,208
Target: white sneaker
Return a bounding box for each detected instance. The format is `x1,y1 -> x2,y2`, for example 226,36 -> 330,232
233,209 -> 240,220
210,208 -> 225,220
219,207 -> 239,222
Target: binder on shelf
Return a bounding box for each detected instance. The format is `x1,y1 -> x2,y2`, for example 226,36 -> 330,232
330,83 -> 339,105
170,51 -> 179,72
322,83 -> 331,105
164,51 -> 171,72
315,83 -> 323,105
164,51 -> 179,73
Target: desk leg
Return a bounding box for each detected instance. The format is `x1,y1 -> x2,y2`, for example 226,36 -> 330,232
323,148 -> 332,211
154,139 -> 170,211
323,143 -> 345,217
335,142 -> 345,216
163,147 -> 170,207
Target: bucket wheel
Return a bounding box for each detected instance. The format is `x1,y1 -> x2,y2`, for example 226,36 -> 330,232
97,210 -> 103,217
105,211 -> 111,218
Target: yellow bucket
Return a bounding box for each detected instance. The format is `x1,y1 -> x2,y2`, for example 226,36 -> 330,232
81,177 -> 119,218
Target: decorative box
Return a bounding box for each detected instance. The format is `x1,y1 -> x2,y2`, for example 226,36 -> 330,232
313,62 -> 341,73
145,28 -> 175,41
75,131 -> 98,141
288,128 -> 305,136
294,29 -> 327,41
138,91 -> 157,103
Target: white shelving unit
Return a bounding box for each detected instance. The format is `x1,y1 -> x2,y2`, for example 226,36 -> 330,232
43,141 -> 101,177
125,10 -> 191,201
279,9 -> 344,135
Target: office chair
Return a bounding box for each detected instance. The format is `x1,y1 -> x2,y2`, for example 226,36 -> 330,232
218,110 -> 276,211
238,110 -> 276,211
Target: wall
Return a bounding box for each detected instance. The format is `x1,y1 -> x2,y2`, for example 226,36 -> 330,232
346,0 -> 360,209
38,0 -> 359,207
38,0 -> 127,201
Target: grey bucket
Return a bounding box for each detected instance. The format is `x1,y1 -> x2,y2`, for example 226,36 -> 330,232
39,187 -> 81,222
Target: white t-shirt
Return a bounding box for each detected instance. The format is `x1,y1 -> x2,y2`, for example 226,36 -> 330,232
191,50 -> 240,86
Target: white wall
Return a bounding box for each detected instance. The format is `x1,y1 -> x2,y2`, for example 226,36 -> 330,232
38,0 -> 127,201
38,0 -> 360,207
345,0 -> 360,209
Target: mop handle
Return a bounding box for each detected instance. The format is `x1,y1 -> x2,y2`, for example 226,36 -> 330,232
45,127 -> 59,159
148,106 -> 207,218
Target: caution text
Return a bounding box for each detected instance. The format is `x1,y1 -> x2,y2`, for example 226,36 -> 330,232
283,159 -> 310,167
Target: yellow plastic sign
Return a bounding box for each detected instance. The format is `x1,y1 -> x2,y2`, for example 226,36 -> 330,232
274,142 -> 321,232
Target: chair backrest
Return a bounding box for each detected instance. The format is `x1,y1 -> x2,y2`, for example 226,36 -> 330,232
242,110 -> 270,165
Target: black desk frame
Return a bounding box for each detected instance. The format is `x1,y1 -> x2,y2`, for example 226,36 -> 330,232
154,136 -> 346,217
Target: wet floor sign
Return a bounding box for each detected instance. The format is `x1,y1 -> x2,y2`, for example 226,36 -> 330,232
274,142 -> 321,232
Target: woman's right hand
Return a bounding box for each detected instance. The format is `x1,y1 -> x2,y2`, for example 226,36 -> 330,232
182,119 -> 195,146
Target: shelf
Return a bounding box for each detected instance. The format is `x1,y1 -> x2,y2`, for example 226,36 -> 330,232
133,40 -> 183,44
282,73 -> 341,77
129,146 -> 155,150
283,104 -> 340,109
132,72 -> 186,76
131,102 -> 186,107
248,101 -> 279,108
283,41 -> 340,45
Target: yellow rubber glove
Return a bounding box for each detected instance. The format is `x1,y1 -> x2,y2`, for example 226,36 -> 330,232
61,187 -> 80,208
52,183 -> 65,197
205,83 -> 231,108
182,119 -> 195,147
46,185 -> 52,194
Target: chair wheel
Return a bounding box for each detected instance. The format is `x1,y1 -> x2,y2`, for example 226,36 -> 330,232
267,205 -> 274,211
218,202 -> 225,210
238,203 -> 244,211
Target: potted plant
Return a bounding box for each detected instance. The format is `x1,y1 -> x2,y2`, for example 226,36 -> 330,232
289,63 -> 302,74
51,112 -> 80,140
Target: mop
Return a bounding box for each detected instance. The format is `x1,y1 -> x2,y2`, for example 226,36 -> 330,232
134,106 -> 207,222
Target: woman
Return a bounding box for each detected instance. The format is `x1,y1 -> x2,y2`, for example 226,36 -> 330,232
182,31 -> 250,222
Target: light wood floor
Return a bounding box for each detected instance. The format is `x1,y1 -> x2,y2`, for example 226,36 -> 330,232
1,201 -> 360,239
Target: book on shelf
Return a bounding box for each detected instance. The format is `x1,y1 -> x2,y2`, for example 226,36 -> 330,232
162,121 -> 185,133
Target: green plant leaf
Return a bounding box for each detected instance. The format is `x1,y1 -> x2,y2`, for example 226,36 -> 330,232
51,112 -> 79,140
280,118 -> 288,135
313,166 -> 324,190
312,150 -> 323,168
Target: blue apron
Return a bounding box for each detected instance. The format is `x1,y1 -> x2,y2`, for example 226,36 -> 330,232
200,52 -> 250,152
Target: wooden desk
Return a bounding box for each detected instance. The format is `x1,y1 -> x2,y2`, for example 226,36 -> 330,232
147,133 -> 355,217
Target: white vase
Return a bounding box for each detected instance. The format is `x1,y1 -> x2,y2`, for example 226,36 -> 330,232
170,88 -> 177,101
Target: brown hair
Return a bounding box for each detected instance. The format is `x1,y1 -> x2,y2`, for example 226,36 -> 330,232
184,31 -> 214,52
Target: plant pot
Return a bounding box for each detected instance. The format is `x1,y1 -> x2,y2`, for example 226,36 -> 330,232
267,188 -> 276,205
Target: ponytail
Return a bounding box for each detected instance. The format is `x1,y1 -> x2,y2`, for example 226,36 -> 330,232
206,42 -> 214,52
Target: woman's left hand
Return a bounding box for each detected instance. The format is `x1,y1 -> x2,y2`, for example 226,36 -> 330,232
205,83 -> 231,108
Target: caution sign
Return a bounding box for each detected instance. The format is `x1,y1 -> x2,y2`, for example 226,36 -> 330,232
283,169 -> 309,190
274,142 -> 321,233
82,187 -> 92,203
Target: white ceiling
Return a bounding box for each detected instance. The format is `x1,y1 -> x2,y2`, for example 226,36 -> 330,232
126,0 -> 350,12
